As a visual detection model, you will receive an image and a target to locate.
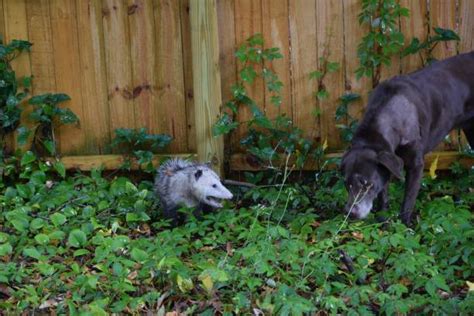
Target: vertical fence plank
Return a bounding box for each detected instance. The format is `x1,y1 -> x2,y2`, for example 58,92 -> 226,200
128,0 -> 157,134
102,0 -> 135,149
459,0 -> 474,53
342,0 -> 370,129
233,0 -> 263,150
153,0 -> 187,153
430,0 -> 457,59
26,0 -> 55,94
24,0 -> 54,153
289,0 -> 318,141
261,0 -> 291,120
50,0 -> 86,155
430,0 -> 458,151
3,0 -> 32,151
180,0 -> 196,153
190,0 -> 224,173
216,0 -> 237,152
316,0 -> 344,150
400,0 -> 428,73
76,0 -> 110,154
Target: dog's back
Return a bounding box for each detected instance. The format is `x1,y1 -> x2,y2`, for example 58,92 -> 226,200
357,51 -> 474,153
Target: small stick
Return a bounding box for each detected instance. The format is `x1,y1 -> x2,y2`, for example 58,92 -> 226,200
222,179 -> 256,188
338,249 -> 366,285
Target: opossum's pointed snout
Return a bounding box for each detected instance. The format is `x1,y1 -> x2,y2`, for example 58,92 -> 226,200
223,188 -> 233,200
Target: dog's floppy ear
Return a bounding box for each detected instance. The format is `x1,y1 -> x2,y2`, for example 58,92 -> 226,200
377,151 -> 403,180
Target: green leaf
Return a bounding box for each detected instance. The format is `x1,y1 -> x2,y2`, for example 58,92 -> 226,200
0,243 -> 12,256
316,89 -> 329,100
68,229 -> 87,248
54,161 -> 66,178
43,140 -> 56,155
50,213 -> 67,226
34,234 -> 50,245
23,247 -> 41,260
16,126 -> 31,146
327,62 -> 340,73
240,66 -> 257,84
130,248 -> 149,263
310,71 -> 323,80
21,151 -> 36,166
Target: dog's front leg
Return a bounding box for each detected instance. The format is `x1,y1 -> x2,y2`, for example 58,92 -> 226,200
400,159 -> 424,225
375,181 -> 389,212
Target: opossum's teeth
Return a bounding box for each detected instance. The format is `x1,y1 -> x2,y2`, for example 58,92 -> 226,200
205,196 -> 223,208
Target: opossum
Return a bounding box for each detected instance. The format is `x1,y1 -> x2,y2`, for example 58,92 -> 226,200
154,158 -> 233,225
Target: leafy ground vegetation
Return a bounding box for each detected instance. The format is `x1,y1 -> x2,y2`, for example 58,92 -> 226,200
1,0 -> 472,314
0,154 -> 472,315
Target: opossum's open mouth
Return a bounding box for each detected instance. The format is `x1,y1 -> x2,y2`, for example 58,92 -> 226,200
205,196 -> 223,208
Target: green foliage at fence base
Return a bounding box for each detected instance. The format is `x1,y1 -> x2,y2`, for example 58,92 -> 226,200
0,154 -> 472,314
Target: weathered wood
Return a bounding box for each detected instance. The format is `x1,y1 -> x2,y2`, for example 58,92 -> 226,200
153,0 -> 188,153
459,0 -> 474,53
430,0 -> 459,151
316,0 -> 345,150
190,0 -> 224,174
342,0 -> 370,124
400,0 -> 428,73
3,0 -> 32,151
46,153 -> 196,170
102,0 -> 135,142
49,0 -> 87,155
261,0 -> 291,120
230,152 -> 474,171
180,0 -> 196,152
26,0 -> 56,94
233,0 -> 263,151
288,0 -> 319,141
128,0 -> 157,134
75,0 -> 110,154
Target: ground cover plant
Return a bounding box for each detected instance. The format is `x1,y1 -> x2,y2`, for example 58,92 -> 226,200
0,154 -> 472,314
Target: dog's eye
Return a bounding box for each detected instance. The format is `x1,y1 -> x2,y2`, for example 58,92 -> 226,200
212,184 -> 217,188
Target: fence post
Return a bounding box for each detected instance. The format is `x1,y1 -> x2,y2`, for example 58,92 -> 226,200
189,0 -> 224,175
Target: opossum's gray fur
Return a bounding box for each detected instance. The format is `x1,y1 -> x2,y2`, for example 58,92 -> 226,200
154,158 -> 233,224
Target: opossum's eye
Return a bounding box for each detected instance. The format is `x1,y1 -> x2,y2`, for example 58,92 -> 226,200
212,184 -> 217,188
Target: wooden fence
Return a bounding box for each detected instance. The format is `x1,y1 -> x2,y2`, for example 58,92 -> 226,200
1,0 -> 473,171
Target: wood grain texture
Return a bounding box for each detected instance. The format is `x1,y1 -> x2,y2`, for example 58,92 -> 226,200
153,0 -> 187,153
342,0 -> 370,124
233,0 -> 263,151
288,0 -> 318,141
190,0 -> 224,174
128,0 -> 157,134
316,0 -> 344,150
180,0 -> 196,152
76,0 -> 110,154
429,0 -> 459,151
400,0 -> 428,73
261,0 -> 291,120
459,0 -> 474,53
50,0 -> 86,155
26,0 -> 55,94
102,0 -> 135,142
216,0 -> 237,153
429,0 -> 457,59
3,0 -> 32,151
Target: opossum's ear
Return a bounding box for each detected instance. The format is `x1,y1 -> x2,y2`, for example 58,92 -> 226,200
377,151 -> 403,180
194,169 -> 203,180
